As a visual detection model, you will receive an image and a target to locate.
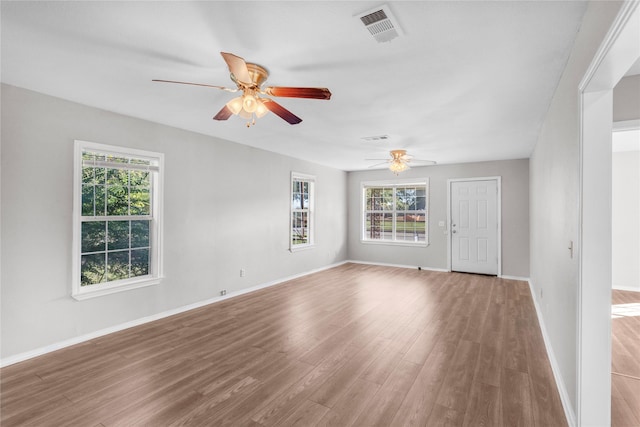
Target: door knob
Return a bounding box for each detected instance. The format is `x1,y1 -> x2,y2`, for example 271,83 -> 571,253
452,230 -> 457,234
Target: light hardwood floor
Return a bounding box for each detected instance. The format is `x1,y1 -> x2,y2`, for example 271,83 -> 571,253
612,289 -> 640,427
1,263 -> 567,426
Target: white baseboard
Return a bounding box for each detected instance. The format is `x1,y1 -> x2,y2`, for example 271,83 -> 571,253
500,275 -> 530,281
347,259 -> 449,272
527,279 -> 576,427
0,260 -> 349,368
612,285 -> 640,292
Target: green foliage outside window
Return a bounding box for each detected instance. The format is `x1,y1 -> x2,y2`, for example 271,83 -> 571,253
80,151 -> 153,286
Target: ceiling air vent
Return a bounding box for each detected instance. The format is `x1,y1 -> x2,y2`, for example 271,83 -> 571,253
356,5 -> 403,43
361,135 -> 390,142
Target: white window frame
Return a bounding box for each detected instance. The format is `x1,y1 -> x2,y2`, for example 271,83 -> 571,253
72,140 -> 164,300
290,172 -> 315,251
361,178 -> 429,247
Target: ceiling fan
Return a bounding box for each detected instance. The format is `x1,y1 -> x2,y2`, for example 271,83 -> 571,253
367,149 -> 437,175
153,52 -> 331,127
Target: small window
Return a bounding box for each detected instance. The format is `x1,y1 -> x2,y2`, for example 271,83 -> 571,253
362,180 -> 429,245
290,172 -> 315,251
72,141 -> 164,300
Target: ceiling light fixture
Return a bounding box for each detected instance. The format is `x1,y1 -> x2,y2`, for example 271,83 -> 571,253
389,149 -> 410,175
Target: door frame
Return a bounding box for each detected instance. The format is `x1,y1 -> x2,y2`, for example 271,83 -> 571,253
577,1 -> 640,425
447,176 -> 502,276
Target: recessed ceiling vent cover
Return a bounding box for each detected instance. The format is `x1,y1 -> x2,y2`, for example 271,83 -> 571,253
361,135 -> 390,142
356,5 -> 403,43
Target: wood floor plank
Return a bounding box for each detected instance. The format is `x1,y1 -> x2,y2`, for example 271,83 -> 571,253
435,339 -> 481,412
426,403 -> 465,426
611,289 -> 640,427
462,381 -> 502,427
391,339 -> 457,426
501,368 -> 534,427
0,264 -> 568,427
351,359 -> 422,426
314,378 -> 381,427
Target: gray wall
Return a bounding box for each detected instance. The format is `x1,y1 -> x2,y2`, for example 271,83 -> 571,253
612,151 -> 640,291
0,84 -> 348,359
347,159 -> 530,278
529,0 -> 623,415
614,74 -> 640,122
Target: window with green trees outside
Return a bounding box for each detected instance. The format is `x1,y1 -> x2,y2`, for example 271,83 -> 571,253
362,181 -> 428,245
72,141 -> 163,300
291,172 -> 315,250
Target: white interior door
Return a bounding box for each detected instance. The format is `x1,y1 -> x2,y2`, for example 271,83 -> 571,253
451,179 -> 499,275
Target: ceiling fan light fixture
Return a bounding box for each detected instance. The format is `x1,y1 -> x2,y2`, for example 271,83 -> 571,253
242,93 -> 258,113
226,96 -> 243,115
255,99 -> 269,118
389,160 -> 409,175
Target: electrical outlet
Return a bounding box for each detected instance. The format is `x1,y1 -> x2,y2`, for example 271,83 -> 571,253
240,268 -> 245,277
220,289 -> 227,296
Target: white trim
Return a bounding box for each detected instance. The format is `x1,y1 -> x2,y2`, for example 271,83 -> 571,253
527,279 -> 576,427
0,260 -> 349,368
612,285 -> 640,293
347,259 -> 448,272
290,171 -> 315,251
577,1 -> 640,425
500,275 -> 530,282
72,140 -> 164,300
360,178 -> 430,245
446,176 -> 502,276
612,119 -> 640,132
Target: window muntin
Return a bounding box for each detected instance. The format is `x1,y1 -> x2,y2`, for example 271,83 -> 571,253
363,181 -> 428,245
73,141 -> 163,300
291,173 -> 315,250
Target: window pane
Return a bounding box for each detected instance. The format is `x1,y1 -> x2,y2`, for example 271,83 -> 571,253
107,185 -> 129,215
416,195 -> 426,210
365,212 -> 393,240
129,170 -> 150,186
396,213 -> 426,242
107,251 -> 129,282
130,186 -> 150,215
108,221 -> 129,250
131,249 -> 150,277
82,184 -> 106,216
107,167 -> 128,186
82,184 -> 95,216
292,211 -> 308,245
366,187 -> 393,211
81,253 -> 106,286
82,166 -> 94,184
82,221 -> 106,253
131,220 -> 150,248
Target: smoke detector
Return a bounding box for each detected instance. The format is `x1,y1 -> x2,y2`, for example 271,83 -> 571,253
356,4 -> 403,43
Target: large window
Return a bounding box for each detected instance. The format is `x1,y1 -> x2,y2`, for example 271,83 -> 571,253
362,180 -> 429,245
290,172 -> 315,250
72,141 -> 163,300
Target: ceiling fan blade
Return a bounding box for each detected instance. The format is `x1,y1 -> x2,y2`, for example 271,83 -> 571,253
152,79 -> 235,91
261,99 -> 302,125
368,161 -> 390,168
364,158 -> 391,161
263,87 -> 332,100
408,159 -> 437,165
213,105 -> 233,121
220,52 -> 252,84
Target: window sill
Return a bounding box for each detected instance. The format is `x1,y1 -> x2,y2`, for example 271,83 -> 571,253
72,276 -> 162,300
360,240 -> 429,248
290,244 -> 315,253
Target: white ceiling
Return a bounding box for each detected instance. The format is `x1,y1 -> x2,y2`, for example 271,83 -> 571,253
1,1 -> 589,171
